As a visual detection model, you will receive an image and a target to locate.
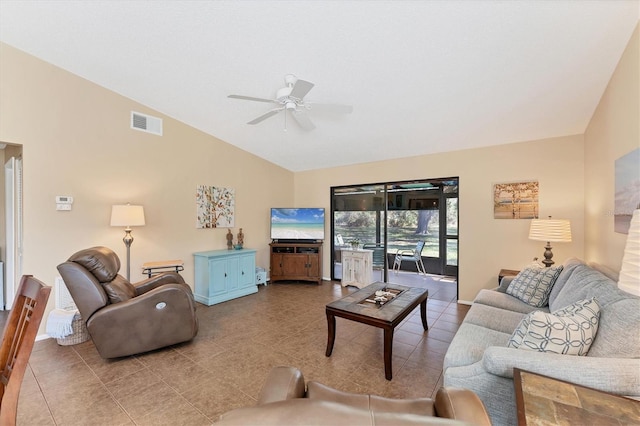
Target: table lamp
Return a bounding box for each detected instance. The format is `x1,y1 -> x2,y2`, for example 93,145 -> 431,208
528,216 -> 572,267
618,209 -> 640,296
110,204 -> 145,280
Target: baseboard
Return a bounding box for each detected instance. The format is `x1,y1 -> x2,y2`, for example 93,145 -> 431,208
457,299 -> 473,306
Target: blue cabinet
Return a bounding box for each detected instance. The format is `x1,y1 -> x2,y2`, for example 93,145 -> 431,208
193,249 -> 257,305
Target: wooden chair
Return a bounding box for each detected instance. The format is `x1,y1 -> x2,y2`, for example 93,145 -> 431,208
0,275 -> 51,426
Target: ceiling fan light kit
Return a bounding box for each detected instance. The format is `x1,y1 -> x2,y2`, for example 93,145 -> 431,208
228,74 -> 352,131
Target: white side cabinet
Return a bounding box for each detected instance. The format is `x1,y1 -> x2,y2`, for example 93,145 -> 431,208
341,249 -> 374,288
193,249 -> 257,305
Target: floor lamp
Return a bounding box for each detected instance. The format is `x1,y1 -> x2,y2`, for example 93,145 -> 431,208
528,216 -> 572,267
110,204 -> 145,280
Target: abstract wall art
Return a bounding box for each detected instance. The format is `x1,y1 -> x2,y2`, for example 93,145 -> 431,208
196,185 -> 235,228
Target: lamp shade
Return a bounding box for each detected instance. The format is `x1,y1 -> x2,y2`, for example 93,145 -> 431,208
110,204 -> 145,227
528,218 -> 572,242
618,209 -> 640,296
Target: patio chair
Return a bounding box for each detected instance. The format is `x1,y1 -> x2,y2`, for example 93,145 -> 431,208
334,234 -> 354,263
392,241 -> 426,275
362,243 -> 387,270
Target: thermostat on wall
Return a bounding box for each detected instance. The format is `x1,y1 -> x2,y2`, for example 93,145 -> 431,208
56,195 -> 73,211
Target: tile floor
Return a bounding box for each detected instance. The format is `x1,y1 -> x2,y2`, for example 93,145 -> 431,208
14,273 -> 467,425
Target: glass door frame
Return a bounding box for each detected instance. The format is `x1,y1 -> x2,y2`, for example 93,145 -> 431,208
330,183 -> 389,282
442,191 -> 459,277
330,177 -> 458,282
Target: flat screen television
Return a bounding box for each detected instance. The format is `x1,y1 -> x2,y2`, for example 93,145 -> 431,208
270,208 -> 325,241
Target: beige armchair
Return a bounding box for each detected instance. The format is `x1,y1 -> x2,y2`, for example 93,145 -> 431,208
218,366 -> 492,425
57,246 -> 198,358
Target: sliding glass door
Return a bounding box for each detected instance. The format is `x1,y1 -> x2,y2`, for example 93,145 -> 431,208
331,178 -> 458,282
443,186 -> 458,276
332,184 -> 387,281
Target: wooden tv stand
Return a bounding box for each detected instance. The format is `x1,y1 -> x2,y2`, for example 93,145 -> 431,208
270,241 -> 323,284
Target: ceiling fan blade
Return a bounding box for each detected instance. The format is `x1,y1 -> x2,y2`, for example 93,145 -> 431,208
306,103 -> 353,114
247,109 -> 281,125
228,94 -> 278,103
291,109 -> 316,131
289,79 -> 314,100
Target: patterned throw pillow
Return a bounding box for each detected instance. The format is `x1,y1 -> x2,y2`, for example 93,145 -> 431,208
507,297 -> 601,356
506,266 -> 563,307
508,315 -> 532,349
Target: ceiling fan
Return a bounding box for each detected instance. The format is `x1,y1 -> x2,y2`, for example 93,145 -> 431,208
228,74 -> 353,131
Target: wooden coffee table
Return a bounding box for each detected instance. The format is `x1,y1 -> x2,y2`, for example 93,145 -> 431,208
325,282 -> 428,380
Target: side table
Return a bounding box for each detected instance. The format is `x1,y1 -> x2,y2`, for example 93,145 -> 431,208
341,248 -> 374,288
142,259 -> 184,278
514,368 -> 640,425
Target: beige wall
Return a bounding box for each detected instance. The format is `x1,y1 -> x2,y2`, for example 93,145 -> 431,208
295,135 -> 585,302
0,43 -> 294,331
0,21 -> 636,334
584,23 -> 640,270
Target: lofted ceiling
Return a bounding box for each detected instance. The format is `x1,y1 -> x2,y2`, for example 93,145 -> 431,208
0,1 -> 638,172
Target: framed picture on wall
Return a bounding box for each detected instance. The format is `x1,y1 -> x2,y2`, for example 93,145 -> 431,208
196,185 -> 235,228
493,181 -> 539,219
615,148 -> 640,234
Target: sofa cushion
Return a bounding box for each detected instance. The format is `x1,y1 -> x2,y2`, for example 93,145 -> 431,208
102,275 -> 136,304
548,258 -> 585,306
463,303 -> 529,334
473,289 -> 550,315
508,297 -> 600,356
588,297 -> 640,358
506,266 -> 563,307
443,323 -> 511,370
550,264 -> 627,312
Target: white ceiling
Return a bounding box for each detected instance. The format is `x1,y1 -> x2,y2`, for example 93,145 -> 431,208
1,1 -> 638,172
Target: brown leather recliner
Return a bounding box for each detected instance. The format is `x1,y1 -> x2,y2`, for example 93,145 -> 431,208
218,366 -> 492,426
57,246 -> 198,358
